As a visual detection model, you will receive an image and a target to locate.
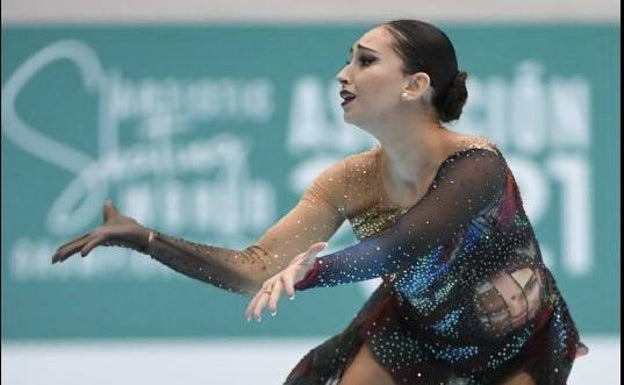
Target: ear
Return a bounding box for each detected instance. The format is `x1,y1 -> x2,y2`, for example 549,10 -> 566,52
401,72 -> 431,101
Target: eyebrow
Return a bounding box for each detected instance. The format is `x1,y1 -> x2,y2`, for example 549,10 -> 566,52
349,43 -> 379,53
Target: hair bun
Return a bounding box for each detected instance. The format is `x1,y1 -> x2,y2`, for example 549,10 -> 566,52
435,71 -> 468,122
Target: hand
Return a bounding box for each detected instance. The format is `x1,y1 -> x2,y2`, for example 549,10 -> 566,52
51,200 -> 150,264
245,242 -> 327,322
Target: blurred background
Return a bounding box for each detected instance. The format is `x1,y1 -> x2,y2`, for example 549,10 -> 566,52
2,1 -> 620,384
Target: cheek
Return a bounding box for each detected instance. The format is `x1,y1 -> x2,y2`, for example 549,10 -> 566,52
359,77 -> 401,108
358,69 -> 402,94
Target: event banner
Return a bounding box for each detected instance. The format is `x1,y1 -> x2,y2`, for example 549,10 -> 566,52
2,23 -> 619,340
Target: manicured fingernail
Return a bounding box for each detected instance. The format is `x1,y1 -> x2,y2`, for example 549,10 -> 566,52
246,317 -> 251,322
289,295 -> 295,300
256,317 -> 262,322
270,311 -> 277,317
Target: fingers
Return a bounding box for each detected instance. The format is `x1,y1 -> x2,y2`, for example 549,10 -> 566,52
51,233 -> 91,264
245,276 -> 286,321
243,244 -> 329,323
52,200 -> 121,264
80,233 -> 107,257
268,279 -> 283,315
244,292 -> 260,321
282,270 -> 296,299
245,287 -> 271,321
103,200 -> 118,222
274,242 -> 327,299
245,281 -> 270,320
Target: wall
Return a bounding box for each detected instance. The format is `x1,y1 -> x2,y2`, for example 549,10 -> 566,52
2,0 -> 620,23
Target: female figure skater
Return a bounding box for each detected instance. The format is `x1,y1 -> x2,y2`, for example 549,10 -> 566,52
52,19 -> 586,385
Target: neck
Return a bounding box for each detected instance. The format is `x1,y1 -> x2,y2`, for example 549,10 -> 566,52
375,117 -> 450,188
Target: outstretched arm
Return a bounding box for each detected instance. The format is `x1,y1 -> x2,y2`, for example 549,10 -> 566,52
295,148 -> 507,290
52,159 -> 348,296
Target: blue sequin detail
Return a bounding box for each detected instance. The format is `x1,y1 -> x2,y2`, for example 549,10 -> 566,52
430,308 -> 463,338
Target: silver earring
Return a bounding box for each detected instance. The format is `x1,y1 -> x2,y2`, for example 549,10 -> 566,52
401,92 -> 410,100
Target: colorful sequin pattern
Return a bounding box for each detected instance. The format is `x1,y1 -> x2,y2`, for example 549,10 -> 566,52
292,145 -> 583,385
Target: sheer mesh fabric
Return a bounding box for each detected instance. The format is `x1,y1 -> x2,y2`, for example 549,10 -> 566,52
144,158 -> 348,295
289,145 -> 582,384
138,138 -> 582,384
295,148 -> 506,288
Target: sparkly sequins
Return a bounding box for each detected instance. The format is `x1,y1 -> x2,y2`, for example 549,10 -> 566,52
145,139 -> 583,385
293,143 -> 582,384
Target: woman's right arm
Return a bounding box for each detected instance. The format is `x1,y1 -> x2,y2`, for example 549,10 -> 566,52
51,159 -> 348,296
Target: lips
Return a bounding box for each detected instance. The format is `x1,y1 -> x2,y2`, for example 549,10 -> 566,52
340,89 -> 356,107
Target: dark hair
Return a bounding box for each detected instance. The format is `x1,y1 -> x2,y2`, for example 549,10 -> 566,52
383,19 -> 468,122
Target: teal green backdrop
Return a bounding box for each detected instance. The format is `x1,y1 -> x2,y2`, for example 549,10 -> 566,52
2,23 -> 619,340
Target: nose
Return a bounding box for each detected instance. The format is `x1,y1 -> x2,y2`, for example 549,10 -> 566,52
336,65 -> 350,85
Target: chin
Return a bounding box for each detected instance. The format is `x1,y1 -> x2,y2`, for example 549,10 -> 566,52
342,111 -> 358,125
342,114 -> 356,125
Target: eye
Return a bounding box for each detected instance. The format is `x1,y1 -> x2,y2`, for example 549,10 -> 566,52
344,53 -> 377,67
358,55 -> 376,67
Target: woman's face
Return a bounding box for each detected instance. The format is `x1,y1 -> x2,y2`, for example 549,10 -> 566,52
336,26 -> 411,128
